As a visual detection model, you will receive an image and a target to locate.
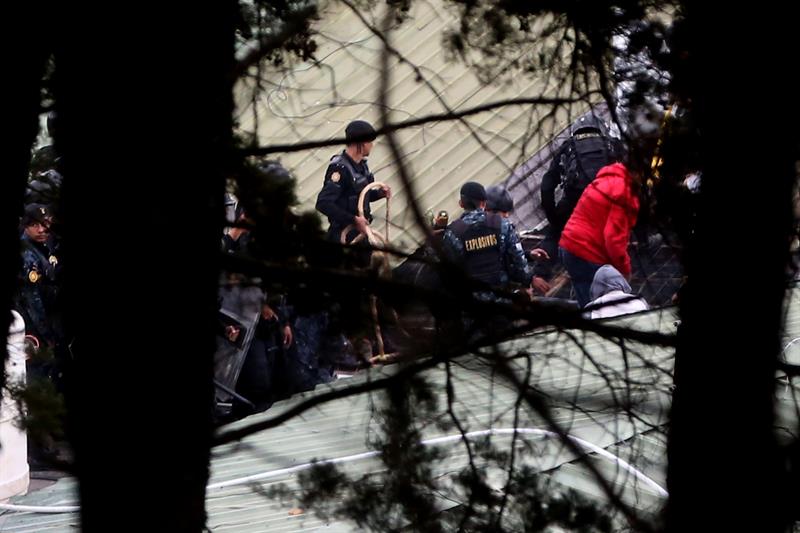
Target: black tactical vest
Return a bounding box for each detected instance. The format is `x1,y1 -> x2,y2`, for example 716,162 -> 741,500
561,132 -> 618,206
331,154 -> 375,220
449,212 -> 504,286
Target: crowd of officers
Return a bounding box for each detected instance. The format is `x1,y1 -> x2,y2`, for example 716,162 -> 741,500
316,118 -> 648,314
12,115 -> 650,430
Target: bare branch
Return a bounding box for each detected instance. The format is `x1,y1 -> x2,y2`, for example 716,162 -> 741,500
488,356 -> 654,532
232,5 -> 318,81
240,94 -> 593,156
214,356 -> 442,446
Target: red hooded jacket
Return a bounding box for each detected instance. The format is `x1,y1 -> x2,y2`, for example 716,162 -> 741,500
558,162 -> 639,277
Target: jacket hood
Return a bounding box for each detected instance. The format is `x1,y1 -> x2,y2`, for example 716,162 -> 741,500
590,264 -> 632,301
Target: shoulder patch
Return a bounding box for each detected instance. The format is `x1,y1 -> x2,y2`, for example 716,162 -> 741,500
28,270 -> 40,283
330,172 -> 341,183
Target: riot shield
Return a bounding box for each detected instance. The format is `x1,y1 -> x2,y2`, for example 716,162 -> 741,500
214,307 -> 260,414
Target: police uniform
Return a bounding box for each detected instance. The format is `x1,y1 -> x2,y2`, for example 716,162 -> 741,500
15,215 -> 61,346
441,183 -> 532,302
315,120 -> 385,242
442,209 -> 532,291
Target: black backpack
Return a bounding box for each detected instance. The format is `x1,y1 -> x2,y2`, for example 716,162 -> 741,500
561,132 -> 619,206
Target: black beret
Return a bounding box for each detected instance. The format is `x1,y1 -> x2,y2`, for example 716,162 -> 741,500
486,185 -> 514,213
345,120 -> 377,143
460,181 -> 486,202
22,203 -> 52,226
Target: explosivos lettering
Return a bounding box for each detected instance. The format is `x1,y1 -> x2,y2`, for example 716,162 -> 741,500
465,233 -> 498,252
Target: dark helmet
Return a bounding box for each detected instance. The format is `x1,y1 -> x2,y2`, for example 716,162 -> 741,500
25,180 -> 56,205
570,114 -> 607,136
29,145 -> 60,175
257,160 -> 294,194
38,168 -> 63,188
486,185 -> 514,213
344,120 -> 377,144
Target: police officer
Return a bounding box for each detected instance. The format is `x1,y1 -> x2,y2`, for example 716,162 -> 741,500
218,201 -> 293,417
441,182 -> 533,300
485,185 -> 514,217
15,204 -> 62,349
486,185 -> 550,278
537,114 -> 622,290
315,120 -> 391,243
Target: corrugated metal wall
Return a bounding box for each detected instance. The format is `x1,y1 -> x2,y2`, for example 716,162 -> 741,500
235,0 -> 586,249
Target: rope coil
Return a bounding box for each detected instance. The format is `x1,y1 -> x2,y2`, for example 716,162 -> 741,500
338,182 -> 393,359
339,181 -> 390,248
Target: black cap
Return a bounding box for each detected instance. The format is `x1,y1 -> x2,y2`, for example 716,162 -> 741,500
22,204 -> 52,226
345,120 -> 377,143
459,181 -> 486,203
486,185 -> 513,213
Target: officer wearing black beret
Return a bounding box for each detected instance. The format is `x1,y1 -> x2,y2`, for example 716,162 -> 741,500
315,120 -> 391,243
15,204 -> 62,348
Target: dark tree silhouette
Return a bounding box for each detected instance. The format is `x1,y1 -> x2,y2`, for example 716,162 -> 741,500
664,4 -> 799,532
6,2 -> 236,531
4,1 -> 800,532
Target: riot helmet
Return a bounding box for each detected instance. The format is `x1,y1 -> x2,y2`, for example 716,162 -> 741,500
570,114 -> 607,136
486,185 -> 514,213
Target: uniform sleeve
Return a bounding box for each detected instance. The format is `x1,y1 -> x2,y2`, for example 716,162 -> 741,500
367,187 -> 386,203
315,164 -> 356,226
440,229 -> 465,265
541,143 -> 566,226
14,258 -> 54,342
502,221 -> 533,285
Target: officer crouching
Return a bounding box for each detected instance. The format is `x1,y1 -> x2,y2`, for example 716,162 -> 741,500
441,182 -> 534,304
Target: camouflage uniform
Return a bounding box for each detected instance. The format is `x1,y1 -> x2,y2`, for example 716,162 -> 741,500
441,208 -> 532,299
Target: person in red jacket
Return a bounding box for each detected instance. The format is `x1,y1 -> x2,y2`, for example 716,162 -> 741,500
558,161 -> 640,307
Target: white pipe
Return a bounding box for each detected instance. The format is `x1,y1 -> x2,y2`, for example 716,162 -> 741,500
206,450 -> 382,490
0,426 -> 667,514
207,427 -> 668,496
782,337 -> 800,355
0,503 -> 79,513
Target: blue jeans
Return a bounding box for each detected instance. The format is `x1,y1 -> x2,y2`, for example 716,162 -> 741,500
559,247 -> 603,308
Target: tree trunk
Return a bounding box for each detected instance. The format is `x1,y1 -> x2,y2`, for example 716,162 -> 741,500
666,3 -> 798,531
50,3 -> 235,530
2,3 -> 51,388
